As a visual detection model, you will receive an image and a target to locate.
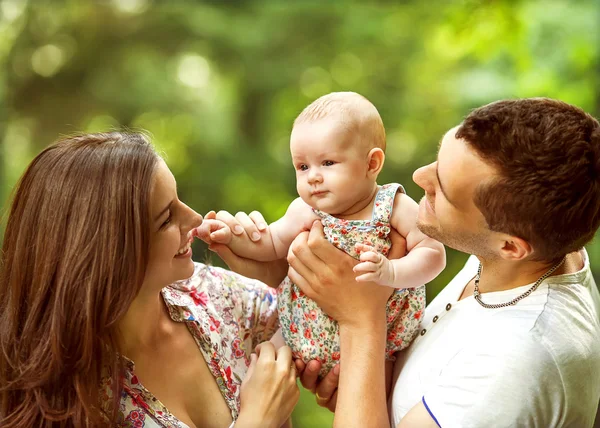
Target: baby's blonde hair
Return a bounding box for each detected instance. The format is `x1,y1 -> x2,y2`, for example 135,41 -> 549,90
294,92 -> 386,152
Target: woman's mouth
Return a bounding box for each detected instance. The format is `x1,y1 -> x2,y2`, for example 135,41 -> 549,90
175,236 -> 193,258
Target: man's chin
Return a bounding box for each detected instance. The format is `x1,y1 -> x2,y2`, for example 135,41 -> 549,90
416,220 -> 440,240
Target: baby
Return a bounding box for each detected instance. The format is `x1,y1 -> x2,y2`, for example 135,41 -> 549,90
202,92 -> 445,376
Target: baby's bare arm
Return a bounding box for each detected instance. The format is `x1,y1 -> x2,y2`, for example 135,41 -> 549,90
214,199 -> 318,262
386,193 -> 446,287
270,198 -> 319,259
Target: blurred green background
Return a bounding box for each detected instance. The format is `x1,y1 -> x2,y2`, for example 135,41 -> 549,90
0,0 -> 598,426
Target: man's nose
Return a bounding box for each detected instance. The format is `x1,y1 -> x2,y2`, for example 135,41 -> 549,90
413,162 -> 435,192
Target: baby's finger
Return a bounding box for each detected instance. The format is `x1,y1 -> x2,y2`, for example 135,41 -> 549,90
355,243 -> 377,253
355,272 -> 378,282
358,251 -> 381,264
195,220 -> 222,243
235,212 -> 261,241
210,227 -> 232,244
353,261 -> 378,274
215,210 -> 245,235
249,211 -> 268,231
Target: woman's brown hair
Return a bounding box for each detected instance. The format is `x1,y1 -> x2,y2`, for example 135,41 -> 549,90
0,132 -> 159,426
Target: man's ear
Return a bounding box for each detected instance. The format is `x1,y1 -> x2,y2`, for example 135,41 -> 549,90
367,148 -> 385,178
498,235 -> 533,261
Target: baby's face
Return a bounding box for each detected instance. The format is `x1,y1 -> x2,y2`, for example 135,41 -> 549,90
290,119 -> 373,215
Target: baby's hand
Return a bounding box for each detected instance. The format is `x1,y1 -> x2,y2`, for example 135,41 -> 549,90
196,211 -> 233,246
353,243 -> 396,286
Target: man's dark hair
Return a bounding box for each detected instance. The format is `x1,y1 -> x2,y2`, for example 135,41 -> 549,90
456,98 -> 600,262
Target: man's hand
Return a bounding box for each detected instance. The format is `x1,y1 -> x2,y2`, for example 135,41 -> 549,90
295,359 -> 340,413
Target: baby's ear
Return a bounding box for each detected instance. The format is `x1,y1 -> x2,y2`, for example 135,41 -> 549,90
367,148 -> 385,177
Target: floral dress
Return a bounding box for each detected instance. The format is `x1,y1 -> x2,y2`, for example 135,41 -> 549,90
100,263 -> 279,427
278,183 -> 426,377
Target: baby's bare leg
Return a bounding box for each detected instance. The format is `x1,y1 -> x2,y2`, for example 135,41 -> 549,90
270,328 -> 286,349
270,329 -> 292,428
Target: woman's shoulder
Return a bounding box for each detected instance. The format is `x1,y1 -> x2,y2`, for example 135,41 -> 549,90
164,262 -> 276,306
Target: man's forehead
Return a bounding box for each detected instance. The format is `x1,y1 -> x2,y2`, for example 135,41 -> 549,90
437,127 -> 496,204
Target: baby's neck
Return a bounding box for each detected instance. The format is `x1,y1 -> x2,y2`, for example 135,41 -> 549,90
335,184 -> 379,220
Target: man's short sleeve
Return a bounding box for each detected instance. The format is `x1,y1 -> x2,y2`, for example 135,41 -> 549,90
423,335 -> 564,428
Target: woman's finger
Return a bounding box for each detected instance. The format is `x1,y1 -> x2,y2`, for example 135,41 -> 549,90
255,341 -> 276,361
244,353 -> 257,383
249,211 -> 268,231
215,210 -> 245,236
235,212 -> 261,241
204,210 -> 217,220
275,345 -> 293,365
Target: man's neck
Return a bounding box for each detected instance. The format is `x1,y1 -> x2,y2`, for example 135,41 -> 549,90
460,251 -> 583,300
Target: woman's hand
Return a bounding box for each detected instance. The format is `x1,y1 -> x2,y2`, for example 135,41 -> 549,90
201,211 -> 288,288
237,342 -> 300,428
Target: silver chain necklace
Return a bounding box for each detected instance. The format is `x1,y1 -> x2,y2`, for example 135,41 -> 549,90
473,257 -> 565,309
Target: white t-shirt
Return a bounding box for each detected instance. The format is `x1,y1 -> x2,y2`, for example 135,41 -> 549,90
390,249 -> 600,428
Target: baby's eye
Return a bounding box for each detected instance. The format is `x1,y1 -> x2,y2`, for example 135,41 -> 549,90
297,164 -> 308,171
323,160 -> 336,166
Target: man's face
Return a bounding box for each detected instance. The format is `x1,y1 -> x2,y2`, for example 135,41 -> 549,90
412,126 -> 499,257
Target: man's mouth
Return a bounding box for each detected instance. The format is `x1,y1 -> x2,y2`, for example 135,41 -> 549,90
426,196 -> 435,213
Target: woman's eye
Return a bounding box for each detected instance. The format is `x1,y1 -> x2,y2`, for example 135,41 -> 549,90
161,214 -> 172,228
323,160 -> 335,166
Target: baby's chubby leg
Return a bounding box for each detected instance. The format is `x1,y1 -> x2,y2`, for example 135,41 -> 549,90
270,328 -> 287,349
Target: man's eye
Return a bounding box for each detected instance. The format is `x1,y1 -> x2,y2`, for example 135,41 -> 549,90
323,160 -> 335,166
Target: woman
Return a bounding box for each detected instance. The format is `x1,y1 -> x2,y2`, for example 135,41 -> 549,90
0,132 -> 298,427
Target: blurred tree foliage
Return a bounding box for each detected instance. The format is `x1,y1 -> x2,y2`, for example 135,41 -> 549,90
0,0 -> 597,426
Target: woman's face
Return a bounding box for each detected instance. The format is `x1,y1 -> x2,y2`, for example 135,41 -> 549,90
144,159 -> 202,289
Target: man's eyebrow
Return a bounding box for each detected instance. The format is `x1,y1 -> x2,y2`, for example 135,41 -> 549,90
436,165 -> 455,207
154,200 -> 173,222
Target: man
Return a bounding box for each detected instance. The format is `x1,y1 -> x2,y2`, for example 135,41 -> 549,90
205,98 -> 600,427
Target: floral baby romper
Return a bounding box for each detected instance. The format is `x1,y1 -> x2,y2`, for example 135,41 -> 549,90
278,183 -> 426,376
